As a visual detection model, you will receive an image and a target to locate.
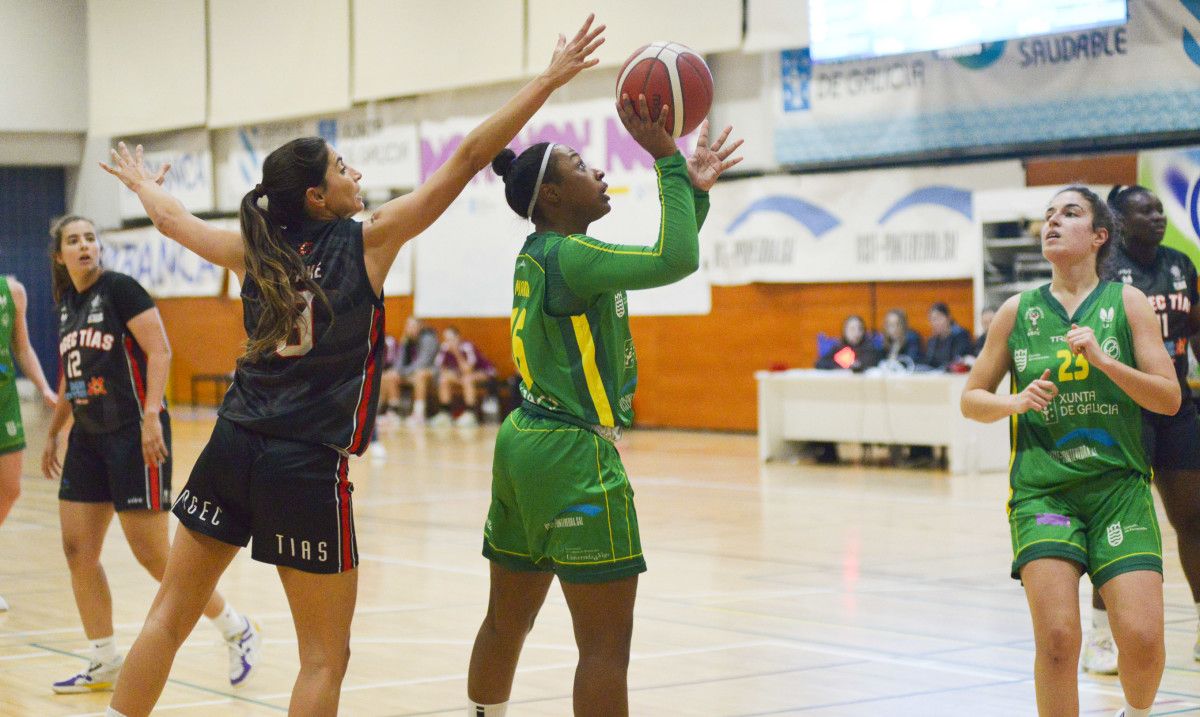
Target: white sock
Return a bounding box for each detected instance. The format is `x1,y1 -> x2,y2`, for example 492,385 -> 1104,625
412,399 -> 426,416
1092,606 -> 1111,632
1122,703 -> 1151,717
89,636 -> 116,665
106,708 -> 129,717
469,701 -> 508,716
210,603 -> 244,639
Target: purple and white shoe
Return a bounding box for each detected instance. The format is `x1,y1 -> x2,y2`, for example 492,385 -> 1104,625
225,618 -> 262,686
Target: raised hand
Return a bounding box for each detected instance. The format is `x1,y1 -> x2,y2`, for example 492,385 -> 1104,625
541,14 -> 605,89
1010,368 -> 1057,415
99,142 -> 170,193
616,93 -> 677,160
686,120 -> 744,192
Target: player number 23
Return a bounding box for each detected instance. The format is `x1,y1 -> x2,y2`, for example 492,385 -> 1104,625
1055,349 -> 1089,382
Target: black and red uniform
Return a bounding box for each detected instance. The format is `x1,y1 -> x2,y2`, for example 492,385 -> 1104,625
176,218 -> 384,573
57,271 -> 170,511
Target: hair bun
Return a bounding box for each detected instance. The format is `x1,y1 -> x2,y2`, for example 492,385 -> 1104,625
1107,185 -> 1126,203
491,148 -> 516,180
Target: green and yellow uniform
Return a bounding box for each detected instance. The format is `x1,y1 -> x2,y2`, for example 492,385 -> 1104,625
1007,282 -> 1162,587
0,277 -> 25,455
483,151 -> 708,583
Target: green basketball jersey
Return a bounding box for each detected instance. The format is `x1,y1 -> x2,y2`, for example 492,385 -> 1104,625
508,152 -> 707,429
1007,281 -> 1148,498
0,277 -> 15,387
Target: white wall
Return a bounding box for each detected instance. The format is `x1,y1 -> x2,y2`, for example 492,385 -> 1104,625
0,0 -> 87,133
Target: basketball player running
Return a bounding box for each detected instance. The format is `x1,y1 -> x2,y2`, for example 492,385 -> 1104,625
0,272 -> 57,611
1082,184 -> 1200,673
963,187 -> 1179,717
41,216 -> 259,694
466,98 -> 742,716
99,16 -> 604,717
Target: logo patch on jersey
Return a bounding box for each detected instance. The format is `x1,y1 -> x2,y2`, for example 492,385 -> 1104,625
0,294 -> 6,307
1099,307 -> 1114,328
298,241 -> 314,256
87,376 -> 107,396
1025,306 -> 1043,336
1040,401 -> 1060,425
1106,522 -> 1124,547
4,421 -> 15,437
619,393 -> 634,412
623,338 -> 635,368
91,295 -> 102,309
1101,336 -> 1121,360
87,312 -> 104,324
614,292 -> 626,318
1014,348 -> 1029,372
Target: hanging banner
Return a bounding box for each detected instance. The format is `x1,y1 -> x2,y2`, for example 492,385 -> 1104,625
101,224 -> 225,298
775,2 -> 1200,165
701,161 -> 1023,285
213,101 -> 419,212
116,129 -> 214,220
1139,145 -> 1200,270
414,99 -> 710,318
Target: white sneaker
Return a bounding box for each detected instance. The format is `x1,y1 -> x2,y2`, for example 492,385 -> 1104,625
52,655 -> 124,693
454,412 -> 478,428
1082,630 -> 1119,674
225,618 -> 262,686
428,412 -> 452,428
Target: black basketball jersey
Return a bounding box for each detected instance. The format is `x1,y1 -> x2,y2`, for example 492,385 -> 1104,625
57,271 -> 160,433
220,218 -> 385,456
1103,242 -> 1199,391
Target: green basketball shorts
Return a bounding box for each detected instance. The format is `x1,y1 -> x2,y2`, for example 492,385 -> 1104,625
483,407 -> 646,584
1009,473 -> 1162,588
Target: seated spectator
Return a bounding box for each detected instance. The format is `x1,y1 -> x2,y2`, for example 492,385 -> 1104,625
923,302 -> 972,369
815,315 -> 882,372
430,326 -> 496,428
375,333 -> 402,427
881,309 -> 922,365
972,305 -> 996,357
380,317 -> 440,427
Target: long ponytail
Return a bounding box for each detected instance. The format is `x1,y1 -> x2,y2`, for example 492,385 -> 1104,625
238,137 -> 333,360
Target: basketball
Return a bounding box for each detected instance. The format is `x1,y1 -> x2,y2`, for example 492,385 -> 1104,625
616,41 -> 713,138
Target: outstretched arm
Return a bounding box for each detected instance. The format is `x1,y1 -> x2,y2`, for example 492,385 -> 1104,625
560,115 -> 743,297
101,143 -> 245,274
360,15 -> 606,293
8,279 -> 56,408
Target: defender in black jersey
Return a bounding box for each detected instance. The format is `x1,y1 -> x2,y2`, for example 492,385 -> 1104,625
101,18 -> 605,716
41,216 -> 258,694
1085,185 -> 1200,672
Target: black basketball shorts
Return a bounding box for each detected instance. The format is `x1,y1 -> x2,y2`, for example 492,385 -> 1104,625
174,417 -> 358,574
59,414 -> 172,512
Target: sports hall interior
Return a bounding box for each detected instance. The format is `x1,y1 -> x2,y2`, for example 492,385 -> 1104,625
2,1 -> 1199,715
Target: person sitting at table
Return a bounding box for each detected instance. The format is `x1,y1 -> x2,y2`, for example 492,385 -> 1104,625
881,308 -> 922,366
970,305 -> 997,361
815,315 -> 882,372
923,302 -> 973,369
811,315 -> 881,464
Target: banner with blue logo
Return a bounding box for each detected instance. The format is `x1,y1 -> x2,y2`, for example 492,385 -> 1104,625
1140,145 -> 1200,269
101,223 -> 229,298
116,130 -> 214,220
775,1 -> 1200,166
213,102 -> 419,212
701,161 -> 1022,284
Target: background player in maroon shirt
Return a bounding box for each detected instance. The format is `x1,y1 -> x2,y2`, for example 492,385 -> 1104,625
99,16 -> 605,717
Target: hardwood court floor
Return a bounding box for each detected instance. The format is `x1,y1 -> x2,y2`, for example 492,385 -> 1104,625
1,407 -> 1198,716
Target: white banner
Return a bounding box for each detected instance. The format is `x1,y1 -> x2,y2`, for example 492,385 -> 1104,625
414,99 -> 710,318
702,161 -> 1024,284
117,129 -> 214,220
774,2 -> 1200,164
213,101 -> 419,212
101,225 -> 225,298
